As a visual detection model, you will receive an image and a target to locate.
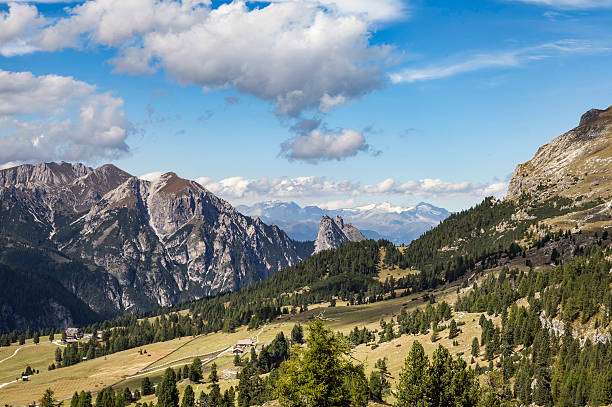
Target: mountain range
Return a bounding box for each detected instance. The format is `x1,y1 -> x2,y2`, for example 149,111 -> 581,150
0,164 -> 312,330
237,201 -> 451,244
0,106 -> 610,333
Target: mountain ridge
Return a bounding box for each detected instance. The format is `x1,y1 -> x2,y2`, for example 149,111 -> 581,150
0,162 -> 312,327
237,200 -> 450,244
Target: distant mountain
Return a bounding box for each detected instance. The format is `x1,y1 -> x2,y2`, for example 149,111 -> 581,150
314,215 -> 366,253
0,162 -> 312,330
237,201 -> 451,244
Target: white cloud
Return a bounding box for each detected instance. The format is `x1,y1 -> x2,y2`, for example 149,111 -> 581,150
6,0 -> 389,117
139,171 -> 163,182
199,175 -> 359,200
280,128 -> 375,163
0,69 -> 130,165
507,0 -> 612,8
390,40 -> 606,83
192,174 -> 507,203
264,0 -> 407,22
362,178 -> 507,198
0,3 -> 44,49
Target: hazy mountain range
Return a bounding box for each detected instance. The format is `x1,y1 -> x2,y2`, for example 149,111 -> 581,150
237,201 -> 451,244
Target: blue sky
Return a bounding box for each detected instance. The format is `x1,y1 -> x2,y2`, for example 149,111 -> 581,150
1,0 -> 611,211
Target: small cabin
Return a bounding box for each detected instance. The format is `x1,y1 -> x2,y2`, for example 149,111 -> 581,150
236,338 -> 253,348
21,375 -> 29,381
232,338 -> 254,354
65,327 -> 83,343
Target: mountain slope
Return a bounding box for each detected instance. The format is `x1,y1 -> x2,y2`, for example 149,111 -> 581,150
0,264 -> 102,332
0,163 -> 311,327
398,106 -> 612,281
508,106 -> 612,202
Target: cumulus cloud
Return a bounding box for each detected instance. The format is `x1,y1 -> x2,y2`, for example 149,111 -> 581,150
507,0 -> 612,8
390,40 -> 606,83
0,2 -> 45,53
198,175 -> 359,200
280,128 -> 377,163
362,178 -> 507,198
5,0 -> 390,117
264,0 -> 407,22
191,174 -> 507,202
0,69 -> 130,165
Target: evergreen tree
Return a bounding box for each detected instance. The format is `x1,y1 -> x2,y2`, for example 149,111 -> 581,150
189,358 -> 203,382
70,392 -> 79,407
77,391 -> 92,407
181,385 -> 195,407
40,389 -> 62,407
291,324 -> 304,344
122,387 -> 132,403
209,363 -> 222,407
471,337 -> 480,357
396,341 -> 429,406
448,319 -> 459,339
34,331 -> 40,344
157,368 -> 179,407
141,377 -> 154,395
276,320 -> 352,407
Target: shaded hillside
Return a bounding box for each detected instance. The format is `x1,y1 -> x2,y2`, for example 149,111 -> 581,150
0,264 -> 101,332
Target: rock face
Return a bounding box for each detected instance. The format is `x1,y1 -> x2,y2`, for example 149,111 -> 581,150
313,215 -> 366,253
0,162 -> 310,318
507,106 -> 612,202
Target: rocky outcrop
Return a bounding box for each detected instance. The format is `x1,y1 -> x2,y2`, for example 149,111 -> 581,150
0,162 -> 310,316
313,215 -> 366,253
507,106 -> 612,202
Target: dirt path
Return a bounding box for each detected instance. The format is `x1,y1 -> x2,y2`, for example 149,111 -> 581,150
0,378 -> 18,390
0,347 -> 23,365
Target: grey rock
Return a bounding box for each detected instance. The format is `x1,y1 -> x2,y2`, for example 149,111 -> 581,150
313,215 -> 366,253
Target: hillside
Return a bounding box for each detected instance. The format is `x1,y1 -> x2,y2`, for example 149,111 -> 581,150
0,163 -> 312,328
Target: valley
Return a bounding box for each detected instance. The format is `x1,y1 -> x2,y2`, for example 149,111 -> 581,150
0,106 -> 611,406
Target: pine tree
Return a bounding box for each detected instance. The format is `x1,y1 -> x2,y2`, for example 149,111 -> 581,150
209,363 -> 222,407
157,368 -> 179,407
70,392 -> 79,407
396,341 -> 429,406
77,391 -> 92,407
276,320 -> 351,407
181,385 -> 195,407
40,389 -> 61,407
189,358 -> 203,382
34,332 -> 40,344
448,319 -> 459,339
141,377 -> 154,395
291,324 -> 304,344
471,337 -> 480,357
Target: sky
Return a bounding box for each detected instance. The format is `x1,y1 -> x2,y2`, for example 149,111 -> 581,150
1,0 -> 611,211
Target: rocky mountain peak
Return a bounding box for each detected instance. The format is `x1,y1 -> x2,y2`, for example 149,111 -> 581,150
314,214 -> 366,253
0,161 -> 92,189
507,106 -> 612,202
